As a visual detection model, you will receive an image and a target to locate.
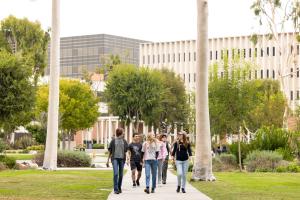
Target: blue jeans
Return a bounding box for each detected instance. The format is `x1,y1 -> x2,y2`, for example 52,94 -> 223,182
176,160 -> 189,189
112,158 -> 125,192
145,160 -> 158,189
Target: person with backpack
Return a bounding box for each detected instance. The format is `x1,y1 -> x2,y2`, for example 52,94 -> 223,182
171,131 -> 192,193
127,133 -> 143,187
107,128 -> 128,194
141,132 -> 160,194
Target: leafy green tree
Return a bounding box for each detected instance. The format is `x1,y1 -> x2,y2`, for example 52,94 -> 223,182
0,51 -> 35,135
36,79 -> 99,149
104,64 -> 164,130
0,15 -> 50,85
251,0 -> 300,126
156,68 -> 189,133
247,80 -> 286,130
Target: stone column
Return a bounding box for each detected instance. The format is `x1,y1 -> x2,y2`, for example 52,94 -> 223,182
100,119 -> 104,144
96,121 -> 99,144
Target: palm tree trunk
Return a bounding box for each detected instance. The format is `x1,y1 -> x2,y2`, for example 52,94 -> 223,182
191,0 -> 215,181
43,0 -> 60,170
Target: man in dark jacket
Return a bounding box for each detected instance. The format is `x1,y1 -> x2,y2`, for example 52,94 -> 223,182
107,128 -> 128,194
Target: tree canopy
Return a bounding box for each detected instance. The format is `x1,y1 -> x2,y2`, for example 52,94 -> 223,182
0,51 -> 35,133
36,79 -> 99,137
0,15 -> 50,84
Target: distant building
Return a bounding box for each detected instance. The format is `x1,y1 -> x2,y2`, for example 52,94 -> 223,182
140,33 -> 300,110
45,34 -> 148,78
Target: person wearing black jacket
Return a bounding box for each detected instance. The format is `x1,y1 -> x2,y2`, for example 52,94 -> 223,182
107,128 -> 128,194
171,131 -> 192,194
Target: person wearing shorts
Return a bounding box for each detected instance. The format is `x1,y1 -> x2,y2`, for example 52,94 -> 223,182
127,133 -> 143,187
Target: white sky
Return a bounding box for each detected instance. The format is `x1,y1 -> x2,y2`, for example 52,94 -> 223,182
0,0 -> 259,42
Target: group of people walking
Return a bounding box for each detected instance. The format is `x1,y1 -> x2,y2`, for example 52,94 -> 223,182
106,128 -> 192,195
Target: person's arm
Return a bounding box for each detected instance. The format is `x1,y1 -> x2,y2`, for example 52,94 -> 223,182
188,144 -> 192,157
171,142 -> 177,162
106,143 -> 112,167
126,145 -> 131,165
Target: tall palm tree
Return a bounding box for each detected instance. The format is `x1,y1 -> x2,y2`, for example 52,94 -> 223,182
191,0 -> 216,181
43,0 -> 60,170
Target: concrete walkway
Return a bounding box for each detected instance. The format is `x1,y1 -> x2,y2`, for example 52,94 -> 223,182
107,169 -> 211,200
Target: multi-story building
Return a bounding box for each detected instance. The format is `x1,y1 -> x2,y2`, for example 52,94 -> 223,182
140,33 -> 300,110
45,34 -> 148,78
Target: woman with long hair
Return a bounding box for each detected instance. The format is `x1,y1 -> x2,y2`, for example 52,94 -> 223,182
171,131 -> 192,193
141,132 -> 160,194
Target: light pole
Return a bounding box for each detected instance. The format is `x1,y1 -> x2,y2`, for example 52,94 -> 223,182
43,0 -> 60,170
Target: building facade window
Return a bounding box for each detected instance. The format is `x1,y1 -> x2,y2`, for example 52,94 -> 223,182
291,91 -> 294,101
173,53 -> 175,62
184,53 -> 186,62
249,70 -> 252,80
272,47 -> 276,56
158,55 -> 160,63
267,47 -> 269,56
153,55 -> 155,64
163,54 -> 165,63
297,68 -> 299,78
255,70 -> 258,79
148,55 -> 150,64
243,49 -> 246,58
297,45 -> 300,55
261,48 -> 264,57
194,52 -> 196,61
189,52 -> 191,61
183,74 -> 185,81
188,73 -> 191,82
221,71 -> 224,78
178,53 -> 180,62
215,51 -> 218,60
143,56 -> 145,64
267,69 -> 269,78
168,54 -> 170,62
273,70 -> 275,79
210,51 -> 212,60
194,73 -> 196,82
297,90 -> 300,100
249,48 -> 252,58
261,69 -> 264,79
291,68 -> 293,78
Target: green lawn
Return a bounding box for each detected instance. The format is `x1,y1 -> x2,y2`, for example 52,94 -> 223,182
190,172 -> 300,200
6,154 -> 34,160
0,170 -> 113,200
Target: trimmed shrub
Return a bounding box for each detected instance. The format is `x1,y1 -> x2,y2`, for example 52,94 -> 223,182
212,156 -> 223,172
14,136 -> 33,149
0,138 -> 6,153
34,151 -> 91,167
228,142 -> 252,165
0,155 -> 16,169
92,144 -> 105,149
220,154 -> 237,165
0,162 -> 6,171
245,150 -> 283,172
27,145 -> 45,151
251,127 -> 299,160
276,161 -> 300,173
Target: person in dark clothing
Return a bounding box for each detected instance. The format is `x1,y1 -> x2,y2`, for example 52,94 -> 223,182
127,133 -> 143,187
161,134 -> 170,184
107,128 -> 128,194
171,131 -> 192,194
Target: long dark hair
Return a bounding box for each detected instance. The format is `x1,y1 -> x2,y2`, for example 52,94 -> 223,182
179,132 -> 189,148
